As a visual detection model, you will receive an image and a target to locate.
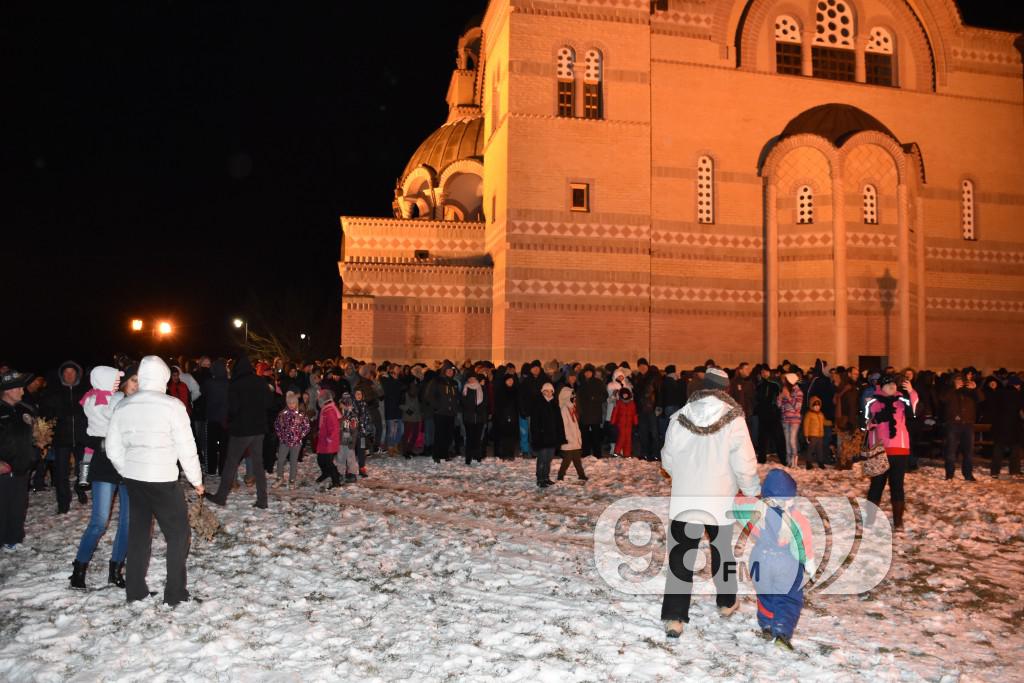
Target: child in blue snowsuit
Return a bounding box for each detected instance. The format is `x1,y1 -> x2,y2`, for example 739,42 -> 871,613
736,469 -> 815,650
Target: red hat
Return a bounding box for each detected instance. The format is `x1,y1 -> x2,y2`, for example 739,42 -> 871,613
255,362 -> 271,376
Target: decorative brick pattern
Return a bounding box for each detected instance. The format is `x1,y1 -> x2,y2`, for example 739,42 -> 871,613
651,231 -> 762,249
512,279 -> 649,297
509,221 -> 650,240
779,232 -> 832,248
652,286 -> 763,303
927,297 -> 1024,313
847,232 -> 897,248
925,246 -> 1024,264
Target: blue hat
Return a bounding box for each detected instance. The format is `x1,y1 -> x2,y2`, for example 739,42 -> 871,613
762,468 -> 798,499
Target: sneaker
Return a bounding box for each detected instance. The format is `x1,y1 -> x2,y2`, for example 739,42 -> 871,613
203,493 -> 226,507
3,543 -> 17,551
664,620 -> 684,639
344,473 -> 358,483
964,475 -> 977,482
773,635 -> 794,651
359,467 -> 368,478
537,481 -> 550,488
253,502 -> 268,510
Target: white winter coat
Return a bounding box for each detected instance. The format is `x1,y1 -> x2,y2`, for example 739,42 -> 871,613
558,386 -> 582,451
82,366 -> 125,438
661,390 -> 761,525
106,356 -> 203,486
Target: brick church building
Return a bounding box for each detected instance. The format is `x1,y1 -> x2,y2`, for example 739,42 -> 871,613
339,0 -> 1023,369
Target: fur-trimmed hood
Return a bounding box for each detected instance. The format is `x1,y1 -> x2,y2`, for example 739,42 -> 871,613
676,389 -> 745,435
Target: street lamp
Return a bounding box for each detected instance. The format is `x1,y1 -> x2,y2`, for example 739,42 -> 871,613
299,332 -> 307,340
157,321 -> 173,337
130,319 -> 144,332
233,318 -> 248,343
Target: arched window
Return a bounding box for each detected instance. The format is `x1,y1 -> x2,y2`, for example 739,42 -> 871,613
697,156 -> 714,224
961,179 -> 976,240
863,184 -> 878,224
797,185 -> 814,224
582,49 -> 603,119
812,0 -> 855,81
865,27 -> 895,86
556,47 -> 576,117
775,15 -> 802,75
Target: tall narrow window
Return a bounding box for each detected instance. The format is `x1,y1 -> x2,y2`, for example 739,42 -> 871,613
865,27 -> 895,86
812,0 -> 855,81
863,184 -> 878,224
556,47 -> 576,117
797,185 -> 814,224
697,155 -> 715,224
775,15 -> 803,75
961,179 -> 975,240
570,183 -> 590,212
490,65 -> 501,133
582,49 -> 603,119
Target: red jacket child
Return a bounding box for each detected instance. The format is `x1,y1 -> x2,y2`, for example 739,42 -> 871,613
610,388 -> 639,457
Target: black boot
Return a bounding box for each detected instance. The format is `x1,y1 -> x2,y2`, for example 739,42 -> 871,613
69,560 -> 88,590
75,484 -> 88,505
108,561 -> 126,588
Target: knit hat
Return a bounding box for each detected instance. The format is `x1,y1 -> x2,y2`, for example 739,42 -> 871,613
619,387 -> 633,400
703,367 -> 729,390
541,382 -> 555,395
664,364 -> 676,375
783,372 -> 799,386
637,358 -> 649,367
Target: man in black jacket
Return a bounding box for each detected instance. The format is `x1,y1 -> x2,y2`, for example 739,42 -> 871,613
987,378 -> 1023,477
659,365 -> 687,446
427,362 -> 460,462
939,373 -> 985,481
206,353 -> 274,508
41,360 -> 88,513
1,370 -> 37,548
576,364 -> 606,459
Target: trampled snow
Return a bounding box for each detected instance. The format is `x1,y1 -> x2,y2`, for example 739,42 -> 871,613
1,457 -> 1022,682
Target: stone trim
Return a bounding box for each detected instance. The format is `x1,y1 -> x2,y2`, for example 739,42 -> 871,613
651,229 -> 762,249
651,285 -> 763,304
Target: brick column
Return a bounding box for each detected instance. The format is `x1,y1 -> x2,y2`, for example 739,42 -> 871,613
897,183 -> 912,367
855,36 -> 867,83
915,193 -> 926,366
765,179 -> 779,365
832,171 -> 848,366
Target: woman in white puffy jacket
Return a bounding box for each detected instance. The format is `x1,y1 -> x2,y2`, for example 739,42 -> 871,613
106,356 -> 204,606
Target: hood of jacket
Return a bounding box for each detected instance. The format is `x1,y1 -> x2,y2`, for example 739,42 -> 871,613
676,390 -> 745,435
211,359 -> 228,380
89,366 -> 122,392
763,468 -> 797,499
558,385 -> 574,409
59,360 -> 84,388
233,353 -> 254,379
138,355 -> 171,392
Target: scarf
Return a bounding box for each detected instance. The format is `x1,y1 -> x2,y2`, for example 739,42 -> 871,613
873,394 -> 901,439
463,382 -> 483,405
80,389 -> 112,407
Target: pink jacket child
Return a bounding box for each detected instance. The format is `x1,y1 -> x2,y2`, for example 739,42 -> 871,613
864,388 -> 919,456
316,399 -> 341,454
274,406 -> 311,448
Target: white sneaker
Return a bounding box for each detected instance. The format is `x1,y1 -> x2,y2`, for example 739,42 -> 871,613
664,620 -> 684,638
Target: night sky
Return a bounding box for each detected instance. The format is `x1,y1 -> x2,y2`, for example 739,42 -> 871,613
5,1 -> 1020,374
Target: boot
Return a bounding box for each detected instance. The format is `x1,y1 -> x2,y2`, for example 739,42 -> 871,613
69,560 -> 88,590
892,501 -> 905,530
108,561 -> 126,588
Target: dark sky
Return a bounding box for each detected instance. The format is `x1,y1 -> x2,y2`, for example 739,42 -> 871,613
4,0 -> 1020,373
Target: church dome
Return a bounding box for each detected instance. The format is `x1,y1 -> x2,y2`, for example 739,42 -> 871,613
779,104 -> 899,146
399,115 -> 484,188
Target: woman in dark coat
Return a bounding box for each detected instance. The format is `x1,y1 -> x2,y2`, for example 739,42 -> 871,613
460,375 -> 489,464
530,382 -> 567,488
492,373 -> 520,460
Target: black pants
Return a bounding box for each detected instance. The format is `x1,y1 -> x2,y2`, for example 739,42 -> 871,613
434,414 -> 456,460
990,441 -> 1022,476
662,521 -> 737,623
464,423 -> 485,463
0,474 -> 29,545
124,479 -> 191,605
581,423 -> 603,458
206,421 -> 228,475
316,453 -> 340,484
757,415 -> 785,464
867,454 -> 908,504
52,445 -> 84,512
557,449 -> 586,479
212,434 -> 267,506
495,435 -> 517,459
638,412 -> 658,459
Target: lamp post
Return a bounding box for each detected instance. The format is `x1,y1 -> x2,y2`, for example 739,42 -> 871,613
233,318 -> 248,344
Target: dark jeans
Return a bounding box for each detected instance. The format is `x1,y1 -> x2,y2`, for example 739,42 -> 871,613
867,454 -> 908,504
581,423 -> 603,458
944,423 -> 974,479
52,445 -> 84,512
316,453 -> 341,485
464,422 -> 485,463
212,434 -> 267,506
662,521 -> 737,623
557,449 -> 586,479
991,442 -> 1022,476
638,411 -> 659,459
0,474 -> 30,545
124,479 -> 191,605
535,447 -> 555,484
206,421 -> 228,474
433,414 -> 456,460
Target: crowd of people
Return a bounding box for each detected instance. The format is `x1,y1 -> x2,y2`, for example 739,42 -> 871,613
1,352 -> 1022,628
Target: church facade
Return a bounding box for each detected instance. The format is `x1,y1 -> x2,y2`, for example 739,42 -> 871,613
339,0 -> 1024,369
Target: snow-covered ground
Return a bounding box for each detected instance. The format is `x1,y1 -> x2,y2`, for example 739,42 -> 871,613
1,455 -> 1022,682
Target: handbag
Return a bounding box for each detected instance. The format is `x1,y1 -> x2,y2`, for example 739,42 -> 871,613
855,431 -> 890,478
